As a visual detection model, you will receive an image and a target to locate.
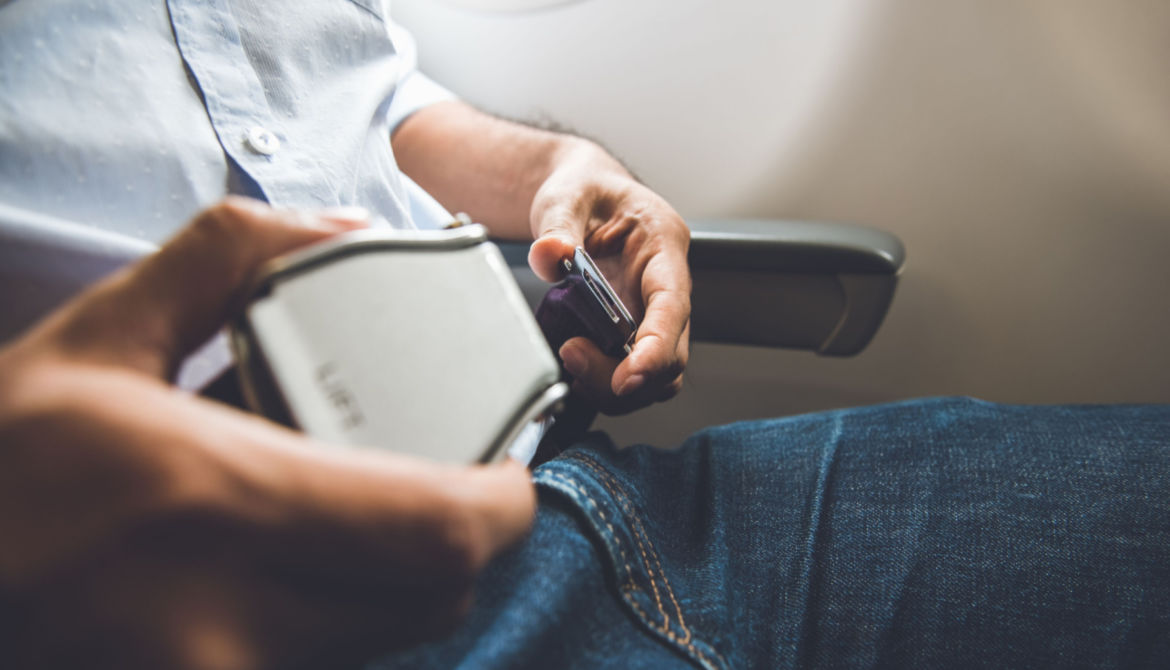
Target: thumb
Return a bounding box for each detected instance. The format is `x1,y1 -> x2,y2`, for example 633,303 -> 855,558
46,197 -> 367,379
281,452 -> 538,582
527,202 -> 586,283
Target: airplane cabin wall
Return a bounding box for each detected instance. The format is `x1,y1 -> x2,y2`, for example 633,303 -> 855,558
393,0 -> 1170,445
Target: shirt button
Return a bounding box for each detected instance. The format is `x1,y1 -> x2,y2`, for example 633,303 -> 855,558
245,126 -> 280,155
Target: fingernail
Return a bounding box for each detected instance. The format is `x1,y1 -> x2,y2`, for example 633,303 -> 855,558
560,345 -> 587,378
226,195 -> 271,216
617,374 -> 645,397
311,206 -> 371,230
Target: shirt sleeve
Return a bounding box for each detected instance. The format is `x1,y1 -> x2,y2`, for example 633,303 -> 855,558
385,20 -> 458,133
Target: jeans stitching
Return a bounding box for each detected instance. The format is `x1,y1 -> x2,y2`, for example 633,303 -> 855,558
571,456 -> 725,670
570,458 -> 671,628
608,470 -> 693,644
628,493 -> 694,643
571,460 -> 672,632
540,466 -> 722,670
539,472 -> 688,652
567,453 -> 728,670
539,472 -> 635,589
571,456 -> 727,670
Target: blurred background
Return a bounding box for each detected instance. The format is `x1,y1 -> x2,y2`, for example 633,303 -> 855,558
394,0 -> 1170,445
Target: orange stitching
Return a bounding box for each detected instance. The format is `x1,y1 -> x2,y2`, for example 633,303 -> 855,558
569,454 -> 729,670
626,591 -> 723,670
630,501 -> 692,643
568,459 -> 725,669
571,458 -> 670,630
544,472 -> 698,661
618,577 -> 721,669
585,458 -> 720,664
543,472 -> 634,590
642,518 -> 689,640
552,459 -> 725,669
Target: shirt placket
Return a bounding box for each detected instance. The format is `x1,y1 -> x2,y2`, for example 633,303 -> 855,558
166,0 -> 328,206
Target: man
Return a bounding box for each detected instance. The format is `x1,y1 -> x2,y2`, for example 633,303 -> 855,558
1,2 -> 1167,669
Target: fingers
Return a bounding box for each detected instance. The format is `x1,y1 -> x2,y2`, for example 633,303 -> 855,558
528,196 -> 590,282
451,459 -> 539,559
559,336 -> 617,398
604,239 -> 691,407
235,434 -> 534,657
157,390 -> 538,586
612,265 -> 691,396
270,440 -> 536,583
560,336 -> 686,415
224,419 -> 536,652
0,361 -> 537,666
42,197 -> 368,379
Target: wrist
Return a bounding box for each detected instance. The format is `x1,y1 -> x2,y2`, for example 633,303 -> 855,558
546,136 -> 631,184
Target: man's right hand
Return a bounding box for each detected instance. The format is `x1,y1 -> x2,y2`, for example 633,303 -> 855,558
0,198 -> 536,670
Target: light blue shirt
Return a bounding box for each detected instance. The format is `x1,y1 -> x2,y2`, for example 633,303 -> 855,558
0,0 -> 457,352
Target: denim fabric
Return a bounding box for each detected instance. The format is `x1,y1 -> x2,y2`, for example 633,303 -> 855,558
372,397 -> 1170,669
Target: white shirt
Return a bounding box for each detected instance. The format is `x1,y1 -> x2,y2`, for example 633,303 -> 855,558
0,0 -> 456,351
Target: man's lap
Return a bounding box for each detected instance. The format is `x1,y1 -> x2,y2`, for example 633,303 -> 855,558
373,397 -> 1170,669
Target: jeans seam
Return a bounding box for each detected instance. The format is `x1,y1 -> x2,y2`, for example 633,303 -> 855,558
565,453 -> 729,670
541,468 -> 723,670
539,471 -> 682,651
572,456 -> 726,670
791,415 -> 844,666
539,472 -> 635,588
573,459 -> 671,632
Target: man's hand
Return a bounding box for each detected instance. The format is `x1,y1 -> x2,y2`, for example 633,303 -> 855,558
0,198 -> 536,670
393,102 -> 691,415
527,143 -> 691,415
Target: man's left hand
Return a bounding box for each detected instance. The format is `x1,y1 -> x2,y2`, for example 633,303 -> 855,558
527,143 -> 691,415
391,102 -> 691,414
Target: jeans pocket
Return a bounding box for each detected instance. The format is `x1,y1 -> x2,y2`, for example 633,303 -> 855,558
536,453 -> 730,670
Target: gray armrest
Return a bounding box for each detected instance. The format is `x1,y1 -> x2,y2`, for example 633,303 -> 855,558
497,219 -> 905,356
687,219 -> 904,355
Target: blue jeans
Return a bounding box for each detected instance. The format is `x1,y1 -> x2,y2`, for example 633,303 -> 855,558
372,398 -> 1170,668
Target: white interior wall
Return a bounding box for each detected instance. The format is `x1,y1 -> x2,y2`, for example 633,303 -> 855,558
393,0 -> 1170,445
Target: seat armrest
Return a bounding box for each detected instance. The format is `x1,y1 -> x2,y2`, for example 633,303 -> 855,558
497,218 -> 905,356
687,219 -> 903,274
687,219 -> 904,355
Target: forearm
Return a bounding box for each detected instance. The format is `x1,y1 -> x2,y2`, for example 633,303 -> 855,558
390,101 -> 628,239
395,101 -> 689,412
